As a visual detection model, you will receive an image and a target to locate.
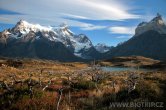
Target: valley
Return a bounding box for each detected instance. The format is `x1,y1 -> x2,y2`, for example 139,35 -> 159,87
0,3 -> 166,110
0,57 -> 166,110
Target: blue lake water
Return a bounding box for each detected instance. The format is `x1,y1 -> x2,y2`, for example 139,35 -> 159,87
101,66 -> 155,72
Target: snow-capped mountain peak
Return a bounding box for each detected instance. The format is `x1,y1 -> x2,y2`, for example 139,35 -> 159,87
150,13 -> 165,25
13,20 -> 53,34
56,23 -> 74,38
59,23 -> 68,30
1,20 -> 97,59
135,13 -> 166,36
2,29 -> 11,35
95,43 -> 111,53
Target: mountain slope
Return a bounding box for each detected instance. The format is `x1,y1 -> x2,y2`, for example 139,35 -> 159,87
0,35 -> 82,61
106,14 -> 166,61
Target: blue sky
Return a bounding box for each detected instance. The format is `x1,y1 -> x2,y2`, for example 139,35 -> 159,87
0,0 -> 166,46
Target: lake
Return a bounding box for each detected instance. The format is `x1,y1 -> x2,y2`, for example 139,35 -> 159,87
101,66 -> 156,72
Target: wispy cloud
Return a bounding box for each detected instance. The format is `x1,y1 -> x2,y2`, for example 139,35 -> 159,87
108,26 -> 136,35
0,0 -> 140,28
74,0 -> 140,20
80,24 -> 106,31
116,35 -> 132,39
0,16 -> 12,22
61,13 -> 88,19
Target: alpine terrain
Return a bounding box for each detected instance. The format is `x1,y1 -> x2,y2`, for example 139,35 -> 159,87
0,20 -> 101,61
106,14 -> 166,61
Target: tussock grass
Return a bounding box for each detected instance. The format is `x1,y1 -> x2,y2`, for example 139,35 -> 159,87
0,58 -> 165,110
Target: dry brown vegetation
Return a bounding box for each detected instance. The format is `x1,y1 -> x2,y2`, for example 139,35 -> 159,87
98,56 -> 166,69
0,58 -> 166,110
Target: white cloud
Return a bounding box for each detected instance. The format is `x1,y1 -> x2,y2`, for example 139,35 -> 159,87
109,26 -> 136,35
0,16 -> 12,23
116,35 -> 132,39
80,24 -> 106,31
0,0 -> 140,29
61,13 -> 88,19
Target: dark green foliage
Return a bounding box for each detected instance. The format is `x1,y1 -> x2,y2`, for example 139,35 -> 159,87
0,87 -> 29,110
72,80 -> 96,90
62,79 -> 69,86
6,59 -> 23,68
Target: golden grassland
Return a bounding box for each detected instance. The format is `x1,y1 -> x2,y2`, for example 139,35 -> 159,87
0,58 -> 88,81
0,58 -> 166,110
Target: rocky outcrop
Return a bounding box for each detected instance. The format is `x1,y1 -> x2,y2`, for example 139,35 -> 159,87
135,13 -> 166,36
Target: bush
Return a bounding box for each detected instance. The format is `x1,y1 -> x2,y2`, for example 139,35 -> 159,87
6,59 -> 23,68
72,80 -> 96,90
62,79 -> 68,86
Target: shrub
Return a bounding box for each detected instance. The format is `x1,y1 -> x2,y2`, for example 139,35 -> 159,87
72,80 -> 96,90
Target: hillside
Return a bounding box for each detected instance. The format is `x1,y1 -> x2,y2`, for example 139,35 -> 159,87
106,14 -> 166,61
